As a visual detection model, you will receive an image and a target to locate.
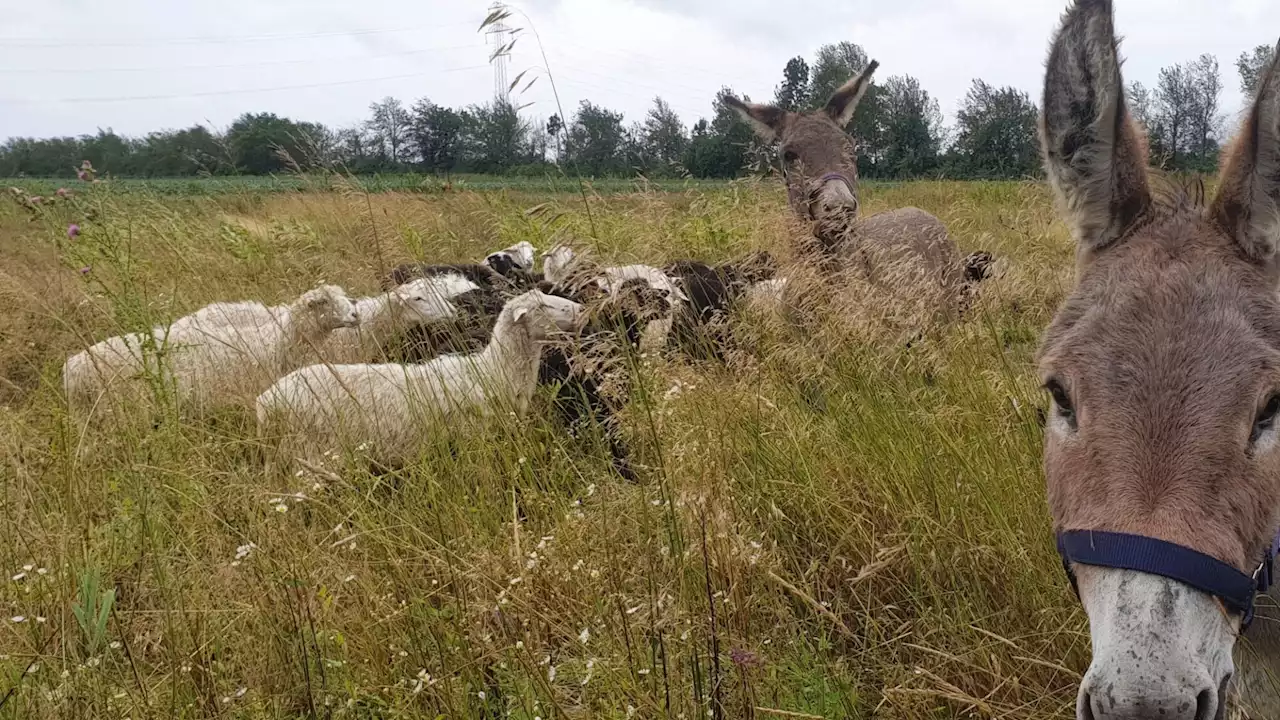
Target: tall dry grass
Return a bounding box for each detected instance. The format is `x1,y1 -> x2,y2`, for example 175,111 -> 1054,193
0,175 -> 1081,719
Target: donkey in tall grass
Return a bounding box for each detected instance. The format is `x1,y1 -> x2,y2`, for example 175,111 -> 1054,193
1038,0 -> 1280,717
726,64 -> 991,306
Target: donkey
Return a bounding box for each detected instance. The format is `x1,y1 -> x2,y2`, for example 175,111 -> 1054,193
1039,1 -> 1280,718
725,65 -> 992,305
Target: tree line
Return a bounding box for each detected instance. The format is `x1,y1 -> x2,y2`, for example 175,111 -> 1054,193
2,42 -> 1274,181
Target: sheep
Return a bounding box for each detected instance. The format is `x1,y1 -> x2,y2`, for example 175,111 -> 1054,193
256,290 -> 586,471
541,245 -> 688,352
538,278 -> 672,481
381,243 -> 548,361
661,250 -> 778,361
64,285 -> 358,419
482,240 -> 536,277
318,276 -> 479,364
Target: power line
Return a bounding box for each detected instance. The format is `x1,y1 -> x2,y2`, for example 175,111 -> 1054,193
0,43 -> 487,74
0,22 -> 476,49
0,65 -> 490,105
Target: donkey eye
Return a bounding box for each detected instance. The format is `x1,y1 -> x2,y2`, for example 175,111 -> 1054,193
1251,394 -> 1280,444
782,150 -> 799,164
1044,378 -> 1076,429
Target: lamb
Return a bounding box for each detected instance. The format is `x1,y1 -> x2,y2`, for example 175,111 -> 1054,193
318,276 -> 478,364
256,290 -> 586,471
64,285 -> 358,419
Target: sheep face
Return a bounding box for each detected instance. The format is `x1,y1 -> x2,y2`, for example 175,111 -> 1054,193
510,291 -> 586,341
542,245 -> 577,284
390,279 -> 460,325
302,285 -> 360,329
484,241 -> 537,276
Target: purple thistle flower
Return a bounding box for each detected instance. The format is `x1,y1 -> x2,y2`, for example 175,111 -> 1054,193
78,266 -> 91,275
81,160 -> 92,170
28,196 -> 43,205
56,188 -> 70,198
67,223 -> 81,239
77,170 -> 88,181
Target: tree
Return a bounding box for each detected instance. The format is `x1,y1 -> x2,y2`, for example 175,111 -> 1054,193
409,99 -> 464,174
774,56 -> 811,112
808,42 -> 870,109
567,101 -> 628,176
463,100 -> 531,173
640,97 -> 688,176
1186,54 -> 1223,169
684,88 -> 756,178
226,113 -> 327,174
877,75 -> 943,178
1238,44 -> 1276,98
949,80 -> 1039,179
366,97 -> 411,165
133,126 -> 229,176
546,114 -> 564,161
1150,55 -> 1222,171
806,42 -> 882,176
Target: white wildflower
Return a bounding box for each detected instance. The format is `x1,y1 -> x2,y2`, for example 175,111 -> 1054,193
11,573 -> 25,582
109,641 -> 121,650
10,616 -> 24,623
578,628 -> 590,644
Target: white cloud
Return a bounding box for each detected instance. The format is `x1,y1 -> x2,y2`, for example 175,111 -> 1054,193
0,0 -> 1275,140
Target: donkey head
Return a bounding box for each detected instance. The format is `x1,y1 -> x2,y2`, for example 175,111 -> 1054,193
1040,1 -> 1280,718
726,60 -> 878,222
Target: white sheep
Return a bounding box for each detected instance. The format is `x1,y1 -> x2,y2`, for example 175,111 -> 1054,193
256,289 -> 585,470
542,244 -> 579,285
319,276 -> 479,364
64,285 -> 358,419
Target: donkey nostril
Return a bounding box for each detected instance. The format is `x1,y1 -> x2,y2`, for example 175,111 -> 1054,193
1195,684 -> 1221,720
1078,691 -> 1097,720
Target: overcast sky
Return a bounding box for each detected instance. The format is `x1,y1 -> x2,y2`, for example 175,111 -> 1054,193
1,0 -> 1275,141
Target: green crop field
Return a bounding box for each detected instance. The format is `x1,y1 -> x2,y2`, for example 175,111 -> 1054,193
2,174 -> 736,198
0,174 -> 1083,719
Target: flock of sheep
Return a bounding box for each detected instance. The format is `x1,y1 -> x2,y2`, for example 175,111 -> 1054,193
61,238 -> 785,479
60,59 -> 993,483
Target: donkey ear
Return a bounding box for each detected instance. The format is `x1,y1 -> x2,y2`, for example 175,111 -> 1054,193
825,60 -> 879,127
1211,40 -> 1280,263
724,95 -> 788,141
1041,0 -> 1151,256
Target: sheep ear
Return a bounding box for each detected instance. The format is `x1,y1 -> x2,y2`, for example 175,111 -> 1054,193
512,306 -> 530,324
1211,39 -> 1280,263
825,60 -> 879,127
1040,0 -> 1151,257
724,95 -> 788,142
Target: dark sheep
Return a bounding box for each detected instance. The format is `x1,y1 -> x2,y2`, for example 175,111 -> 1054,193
538,278 -> 671,482
663,250 -> 777,361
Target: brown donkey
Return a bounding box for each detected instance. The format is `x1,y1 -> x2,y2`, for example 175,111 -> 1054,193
725,67 -> 992,302
1039,1 -> 1280,718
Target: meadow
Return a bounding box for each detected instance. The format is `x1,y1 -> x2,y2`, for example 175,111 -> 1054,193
0,173 -> 1084,719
